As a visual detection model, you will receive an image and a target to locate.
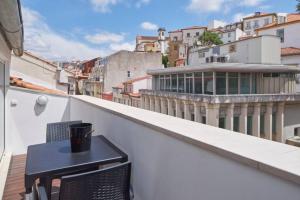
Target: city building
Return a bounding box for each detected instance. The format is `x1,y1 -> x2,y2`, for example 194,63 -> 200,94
243,12 -> 278,36
135,28 -> 169,55
256,13 -> 300,67
86,50 -> 162,98
188,35 -> 281,66
140,35 -> 300,144
168,26 -> 207,67
113,75 -> 152,107
10,51 -> 74,94
219,28 -> 244,44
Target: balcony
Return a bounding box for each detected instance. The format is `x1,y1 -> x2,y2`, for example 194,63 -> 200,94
1,86 -> 300,200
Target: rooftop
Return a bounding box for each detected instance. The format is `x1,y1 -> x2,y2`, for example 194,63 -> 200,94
147,63 -> 300,75
281,47 -> 300,57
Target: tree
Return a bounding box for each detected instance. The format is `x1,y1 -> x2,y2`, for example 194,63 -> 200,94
162,54 -> 169,68
297,0 -> 300,12
198,31 -> 223,47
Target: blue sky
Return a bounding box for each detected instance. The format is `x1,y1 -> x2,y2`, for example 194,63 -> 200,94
21,0 -> 298,61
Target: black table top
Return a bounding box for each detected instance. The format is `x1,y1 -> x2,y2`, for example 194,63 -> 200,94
25,135 -> 128,176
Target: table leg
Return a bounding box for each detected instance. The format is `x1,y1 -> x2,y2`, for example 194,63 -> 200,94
40,177 -> 52,199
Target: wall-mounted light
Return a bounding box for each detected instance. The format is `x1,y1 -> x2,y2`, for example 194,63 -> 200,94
36,95 -> 48,106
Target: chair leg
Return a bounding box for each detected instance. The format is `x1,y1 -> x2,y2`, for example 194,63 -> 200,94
39,177 -> 52,199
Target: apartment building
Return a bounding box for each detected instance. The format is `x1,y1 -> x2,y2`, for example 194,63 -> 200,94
135,28 -> 169,55
243,12 -> 278,36
189,35 -> 281,66
168,26 -> 207,67
140,35 -> 300,144
256,13 -> 300,67
219,28 -> 244,44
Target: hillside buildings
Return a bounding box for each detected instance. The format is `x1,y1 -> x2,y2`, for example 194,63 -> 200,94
135,28 -> 169,55
140,35 -> 300,144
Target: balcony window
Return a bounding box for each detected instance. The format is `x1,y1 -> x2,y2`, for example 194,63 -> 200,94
240,73 -> 251,94
185,73 -> 193,93
276,29 -> 285,43
204,72 -> 213,95
219,117 -> 226,129
260,114 -> 265,136
233,116 -> 239,132
153,75 -> 159,90
196,32 -> 200,37
178,74 -> 184,93
245,22 -> 251,30
187,33 -> 191,38
194,72 -> 203,94
165,75 -> 171,91
171,74 -> 178,92
228,73 -> 238,94
252,74 -> 257,94
159,75 -> 165,91
216,72 -> 226,95
264,18 -> 270,25
254,20 -> 259,28
202,116 -> 206,124
247,116 -> 253,135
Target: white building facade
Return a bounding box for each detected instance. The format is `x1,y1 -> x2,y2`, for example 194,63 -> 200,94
243,12 -> 277,36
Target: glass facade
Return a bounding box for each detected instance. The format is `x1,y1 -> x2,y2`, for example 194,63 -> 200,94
216,72 -> 226,95
228,73 -> 239,94
171,74 -> 177,92
0,62 -> 4,160
233,116 -> 239,132
178,74 -> 184,93
194,72 -> 202,94
165,75 -> 171,91
185,73 -> 193,93
247,116 -> 253,135
159,75 -> 165,91
240,73 -> 251,94
204,72 -> 213,95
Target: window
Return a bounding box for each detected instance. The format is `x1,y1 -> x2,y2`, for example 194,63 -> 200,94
233,116 -> 239,132
178,74 -> 184,93
194,72 -> 203,94
185,73 -> 193,93
202,116 -> 206,124
171,74 -> 178,92
219,117 -> 226,129
0,62 -> 4,160
240,73 -> 250,94
247,116 -> 253,135
204,72 -> 214,95
165,75 -> 171,91
246,22 -> 251,30
272,113 -> 276,135
254,20 -> 259,28
252,74 -> 257,94
153,75 -> 159,90
260,114 -> 265,136
228,73 -> 238,94
264,18 -> 270,25
276,29 -> 285,43
187,33 -> 191,38
174,45 -> 178,51
198,52 -> 205,58
229,44 -> 236,53
191,114 -> 195,121
159,75 -> 165,91
173,36 -> 178,41
161,32 -> 164,36
127,71 -> 131,78
228,32 -> 231,37
196,32 -> 200,37
216,72 -> 226,95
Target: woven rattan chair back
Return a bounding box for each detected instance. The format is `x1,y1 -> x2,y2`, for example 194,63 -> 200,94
46,121 -> 82,143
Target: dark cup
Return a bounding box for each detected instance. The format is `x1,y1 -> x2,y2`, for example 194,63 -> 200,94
69,123 -> 93,153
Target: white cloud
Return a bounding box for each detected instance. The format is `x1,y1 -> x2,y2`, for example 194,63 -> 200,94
186,0 -> 225,13
135,0 -> 150,8
140,22 -> 158,31
232,12 -> 252,22
85,32 -> 125,44
90,0 -> 120,13
240,0 -> 265,6
22,7 -> 133,61
109,41 -> 135,51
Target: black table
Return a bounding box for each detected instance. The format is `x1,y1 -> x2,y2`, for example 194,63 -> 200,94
25,135 -> 128,197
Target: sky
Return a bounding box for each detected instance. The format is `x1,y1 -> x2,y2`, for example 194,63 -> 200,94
21,0 -> 298,61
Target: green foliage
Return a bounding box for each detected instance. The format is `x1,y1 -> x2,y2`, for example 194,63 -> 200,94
297,0 -> 300,12
162,54 -> 169,68
199,31 -> 223,46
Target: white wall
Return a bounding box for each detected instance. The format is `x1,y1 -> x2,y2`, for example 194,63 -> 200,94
282,55 -> 300,66
182,28 -> 206,46
6,87 -> 70,154
70,96 -> 300,200
284,103 -> 300,139
258,22 -> 300,49
243,15 -> 274,35
132,78 -> 152,93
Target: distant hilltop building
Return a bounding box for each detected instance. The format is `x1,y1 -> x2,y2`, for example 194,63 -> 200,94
135,28 -> 169,55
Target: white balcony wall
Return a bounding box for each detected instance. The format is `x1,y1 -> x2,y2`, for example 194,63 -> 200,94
70,95 -> 300,200
5,87 -> 70,154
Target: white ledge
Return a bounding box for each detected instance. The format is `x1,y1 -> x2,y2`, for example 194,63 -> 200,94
72,95 -> 300,185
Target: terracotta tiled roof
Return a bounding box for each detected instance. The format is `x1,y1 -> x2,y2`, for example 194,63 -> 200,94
281,47 -> 300,56
256,13 -> 300,31
243,12 -> 276,20
10,76 -> 67,95
128,93 -> 141,98
23,51 -> 58,68
181,26 -> 207,30
137,36 -> 159,41
123,75 -> 151,84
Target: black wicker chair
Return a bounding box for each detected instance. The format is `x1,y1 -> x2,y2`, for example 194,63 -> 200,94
35,162 -> 132,200
46,121 -> 82,143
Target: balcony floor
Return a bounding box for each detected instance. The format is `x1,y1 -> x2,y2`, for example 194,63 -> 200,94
3,155 -> 60,200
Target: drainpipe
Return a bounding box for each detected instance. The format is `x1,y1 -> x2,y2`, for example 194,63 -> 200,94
0,0 -> 24,56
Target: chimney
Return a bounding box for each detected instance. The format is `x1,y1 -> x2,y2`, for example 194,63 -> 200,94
255,12 -> 261,16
